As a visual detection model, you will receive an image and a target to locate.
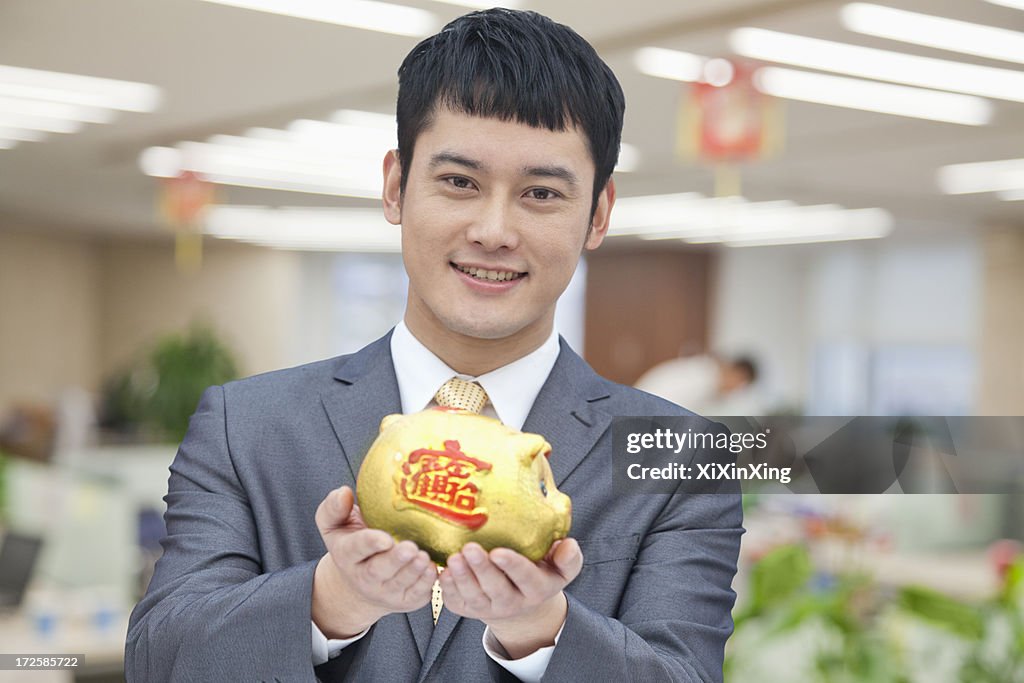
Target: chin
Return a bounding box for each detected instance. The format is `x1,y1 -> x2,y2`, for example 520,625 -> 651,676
442,314 -> 527,341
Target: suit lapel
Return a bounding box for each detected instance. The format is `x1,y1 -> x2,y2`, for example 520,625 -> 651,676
319,331 -> 434,662
523,338 -> 613,487
418,338 -> 612,681
320,332 -> 401,483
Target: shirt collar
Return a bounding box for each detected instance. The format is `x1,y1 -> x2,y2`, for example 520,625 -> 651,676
390,321 -> 560,430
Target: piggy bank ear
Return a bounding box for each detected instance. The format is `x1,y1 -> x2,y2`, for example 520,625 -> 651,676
517,434 -> 551,466
379,414 -> 403,433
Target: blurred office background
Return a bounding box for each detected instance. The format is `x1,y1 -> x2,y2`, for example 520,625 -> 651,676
1,0 -> 1023,680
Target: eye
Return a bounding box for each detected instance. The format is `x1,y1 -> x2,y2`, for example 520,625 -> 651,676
539,480 -> 548,496
526,188 -> 559,200
445,175 -> 475,190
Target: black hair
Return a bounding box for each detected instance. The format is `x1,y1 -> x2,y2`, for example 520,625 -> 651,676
396,8 -> 625,214
733,356 -> 759,384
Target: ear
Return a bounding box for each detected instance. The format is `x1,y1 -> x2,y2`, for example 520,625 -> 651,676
518,434 -> 550,466
382,149 -> 402,226
585,177 -> 615,251
379,413 -> 403,432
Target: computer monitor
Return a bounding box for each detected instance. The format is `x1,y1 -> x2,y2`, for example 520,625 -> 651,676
0,531 -> 43,609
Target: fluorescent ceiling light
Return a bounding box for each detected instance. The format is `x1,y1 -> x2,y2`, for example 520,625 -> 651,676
0,65 -> 158,147
937,157 -> 1024,194
139,144 -> 382,198
986,0 -> 1024,10
730,27 -> 1024,104
197,0 -> 437,37
0,113 -> 83,134
139,109 -> 396,198
0,65 -> 161,112
204,135 -> 382,176
0,126 -> 48,143
715,226 -> 890,247
200,175 -> 380,198
754,67 -> 992,126
331,109 -> 395,130
633,47 -> 708,82
179,141 -> 379,182
702,58 -> 736,87
842,3 -> 1024,66
206,206 -> 401,251
430,0 -> 520,8
0,95 -> 114,124
610,192 -> 892,246
138,146 -> 182,178
286,119 -> 396,158
612,193 -> 709,233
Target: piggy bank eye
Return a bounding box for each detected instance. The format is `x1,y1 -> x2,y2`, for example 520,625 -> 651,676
539,480 -> 548,496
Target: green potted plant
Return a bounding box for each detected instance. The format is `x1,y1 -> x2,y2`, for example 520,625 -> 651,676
99,323 -> 239,443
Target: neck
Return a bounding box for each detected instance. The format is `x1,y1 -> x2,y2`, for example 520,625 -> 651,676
403,315 -> 553,377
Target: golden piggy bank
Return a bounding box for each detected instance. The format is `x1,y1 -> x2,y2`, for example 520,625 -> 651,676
356,408 -> 572,564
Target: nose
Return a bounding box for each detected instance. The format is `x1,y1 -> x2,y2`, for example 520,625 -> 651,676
464,197 -> 519,252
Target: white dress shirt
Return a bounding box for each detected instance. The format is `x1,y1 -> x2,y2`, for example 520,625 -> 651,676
312,321 -> 564,682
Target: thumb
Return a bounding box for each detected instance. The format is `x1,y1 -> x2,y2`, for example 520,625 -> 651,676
316,485 -> 355,535
553,538 -> 582,577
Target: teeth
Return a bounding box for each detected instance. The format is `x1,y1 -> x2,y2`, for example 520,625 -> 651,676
456,264 -> 522,282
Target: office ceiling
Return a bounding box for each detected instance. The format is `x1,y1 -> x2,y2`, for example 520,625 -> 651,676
0,0 -> 1022,243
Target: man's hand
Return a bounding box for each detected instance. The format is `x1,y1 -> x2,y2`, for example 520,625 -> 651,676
312,486 -> 437,639
439,539 -> 583,659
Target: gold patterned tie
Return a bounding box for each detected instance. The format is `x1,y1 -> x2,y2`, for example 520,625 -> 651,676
434,377 -> 489,414
430,377 -> 488,624
431,566 -> 445,626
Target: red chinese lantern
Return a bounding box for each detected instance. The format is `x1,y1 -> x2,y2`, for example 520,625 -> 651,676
159,170 -> 216,273
678,59 -> 783,196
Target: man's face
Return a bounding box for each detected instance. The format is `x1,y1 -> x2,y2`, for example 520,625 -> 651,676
383,108 -> 613,352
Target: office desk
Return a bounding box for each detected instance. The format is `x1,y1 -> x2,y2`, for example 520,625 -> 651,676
0,611 -> 127,682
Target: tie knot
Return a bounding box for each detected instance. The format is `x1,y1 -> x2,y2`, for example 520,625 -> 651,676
434,377 -> 488,414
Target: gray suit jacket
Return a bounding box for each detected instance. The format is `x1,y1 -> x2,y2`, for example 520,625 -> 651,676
126,332 -> 743,682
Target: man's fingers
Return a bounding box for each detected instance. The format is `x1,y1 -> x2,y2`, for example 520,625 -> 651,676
341,529 -> 395,564
442,553 -> 488,611
461,543 -> 518,603
360,539 -> 421,582
315,486 -> 355,535
490,548 -> 548,595
381,549 -> 433,596
489,537 -> 582,593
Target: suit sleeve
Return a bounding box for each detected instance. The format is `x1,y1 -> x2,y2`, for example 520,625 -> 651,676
125,385 -> 321,682
543,486 -> 743,682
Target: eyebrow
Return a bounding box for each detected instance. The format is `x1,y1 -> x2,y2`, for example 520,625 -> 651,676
522,164 -> 579,190
429,152 -> 483,171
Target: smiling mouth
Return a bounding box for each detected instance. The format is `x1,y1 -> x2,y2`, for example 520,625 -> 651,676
452,262 -> 527,282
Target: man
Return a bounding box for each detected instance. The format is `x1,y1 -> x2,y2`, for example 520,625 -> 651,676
126,9 -> 743,682
636,353 -> 763,416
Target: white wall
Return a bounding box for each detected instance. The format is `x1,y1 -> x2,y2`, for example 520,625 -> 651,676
98,239 -> 302,379
0,227 -> 102,406
0,230 -> 305,416
711,236 -> 982,414
710,244 -> 810,411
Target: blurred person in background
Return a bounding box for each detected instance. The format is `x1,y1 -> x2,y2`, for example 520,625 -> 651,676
636,352 -> 763,416
125,8 -> 742,683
